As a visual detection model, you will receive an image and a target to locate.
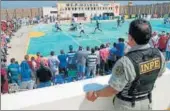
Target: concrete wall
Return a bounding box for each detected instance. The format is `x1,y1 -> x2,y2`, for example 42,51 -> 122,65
42,7 -> 57,17
1,67 -> 170,110
120,2 -> 170,16
1,8 -> 42,20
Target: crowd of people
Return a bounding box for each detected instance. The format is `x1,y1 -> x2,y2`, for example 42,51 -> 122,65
0,37 -> 126,93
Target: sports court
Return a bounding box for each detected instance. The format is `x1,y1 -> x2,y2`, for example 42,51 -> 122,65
27,19 -> 170,56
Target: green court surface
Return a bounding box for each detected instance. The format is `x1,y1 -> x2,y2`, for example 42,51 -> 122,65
27,19 -> 170,56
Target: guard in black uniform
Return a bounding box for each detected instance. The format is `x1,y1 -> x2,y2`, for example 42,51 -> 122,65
86,19 -> 165,110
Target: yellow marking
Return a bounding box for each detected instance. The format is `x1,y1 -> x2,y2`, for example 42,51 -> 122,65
25,30 -> 45,55
139,58 -> 161,74
29,32 -> 45,38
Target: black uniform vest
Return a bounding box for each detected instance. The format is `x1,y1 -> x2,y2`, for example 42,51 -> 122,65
117,48 -> 162,101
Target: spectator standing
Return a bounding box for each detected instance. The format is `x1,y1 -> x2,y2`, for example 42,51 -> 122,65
149,32 -> 159,48
86,46 -> 91,54
75,46 -> 88,79
58,50 -> 68,76
28,57 -> 37,81
35,52 -> 41,69
36,59 -> 53,88
8,58 -> 21,86
115,38 -> 125,60
99,44 -> 109,75
166,34 -> 170,61
20,55 -> 34,90
48,51 -> 60,76
108,43 -> 117,70
1,64 -> 9,94
86,48 -> 98,78
95,46 -> 100,75
67,45 -> 76,70
158,31 -> 168,52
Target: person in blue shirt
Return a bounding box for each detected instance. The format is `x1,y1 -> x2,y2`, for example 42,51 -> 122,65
20,55 -> 34,89
108,43 -> 117,71
58,50 -> 68,77
8,58 -> 21,86
67,45 -> 76,70
115,38 -> 125,60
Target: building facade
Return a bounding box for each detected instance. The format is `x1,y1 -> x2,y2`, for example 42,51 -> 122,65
42,7 -> 58,17
57,1 -> 120,20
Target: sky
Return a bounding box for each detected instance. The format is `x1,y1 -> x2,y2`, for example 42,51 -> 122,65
1,1 -> 170,9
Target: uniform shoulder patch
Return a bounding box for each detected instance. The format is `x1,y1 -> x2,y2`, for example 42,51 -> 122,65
115,65 -> 124,76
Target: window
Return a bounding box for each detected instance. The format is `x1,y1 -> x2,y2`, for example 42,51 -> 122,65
88,7 -> 89,10
79,8 -> 81,10
94,7 -> 96,10
50,11 -> 57,13
103,7 -> 105,10
75,8 -> 77,10
68,8 -> 70,10
91,7 -> 93,10
65,8 -> 67,11
72,8 -> 74,10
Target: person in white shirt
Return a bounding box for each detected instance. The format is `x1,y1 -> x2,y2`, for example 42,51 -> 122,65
166,35 -> 170,61
149,32 -> 159,48
48,51 -> 60,76
79,23 -> 88,37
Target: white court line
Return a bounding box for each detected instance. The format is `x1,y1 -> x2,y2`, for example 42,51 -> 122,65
62,32 -> 80,46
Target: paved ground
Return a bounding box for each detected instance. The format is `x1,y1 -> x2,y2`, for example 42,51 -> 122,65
7,26 -> 31,64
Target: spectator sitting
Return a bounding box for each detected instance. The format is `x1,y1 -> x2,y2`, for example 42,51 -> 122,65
67,45 -> 76,70
58,50 -> 68,77
48,51 -> 60,77
8,58 -> 21,86
36,59 -> 53,88
20,55 -> 34,90
86,48 -> 98,78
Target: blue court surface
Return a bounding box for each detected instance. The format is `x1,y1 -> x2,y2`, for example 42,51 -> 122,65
27,19 -> 170,56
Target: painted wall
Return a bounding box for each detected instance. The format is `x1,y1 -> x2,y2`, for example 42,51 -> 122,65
42,7 -> 57,17
1,68 -> 170,110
